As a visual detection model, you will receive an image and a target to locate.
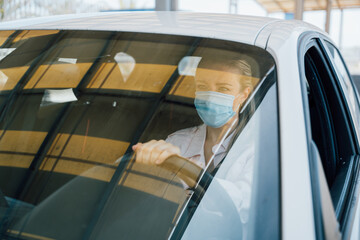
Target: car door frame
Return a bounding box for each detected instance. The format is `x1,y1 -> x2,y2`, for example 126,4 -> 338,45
298,31 -> 360,240
319,38 -> 360,240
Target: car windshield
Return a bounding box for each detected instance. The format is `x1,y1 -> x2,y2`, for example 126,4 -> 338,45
0,30 -> 279,240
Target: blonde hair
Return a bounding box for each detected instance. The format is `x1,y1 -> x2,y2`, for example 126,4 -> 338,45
197,58 -> 256,93
227,59 -> 255,92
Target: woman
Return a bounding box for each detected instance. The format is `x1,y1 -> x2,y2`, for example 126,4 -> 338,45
133,58 -> 254,171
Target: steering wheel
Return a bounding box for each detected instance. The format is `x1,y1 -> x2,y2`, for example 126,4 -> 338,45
159,155 -> 204,189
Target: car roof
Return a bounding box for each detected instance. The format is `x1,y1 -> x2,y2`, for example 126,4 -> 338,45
0,11 -> 324,46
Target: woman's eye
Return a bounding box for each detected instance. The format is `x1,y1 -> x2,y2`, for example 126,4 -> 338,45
218,87 -> 230,92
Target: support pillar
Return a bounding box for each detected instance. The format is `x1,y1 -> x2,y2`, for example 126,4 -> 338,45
155,0 -> 178,11
229,0 -> 238,14
294,0 -> 304,20
325,0 -> 332,33
338,9 -> 344,49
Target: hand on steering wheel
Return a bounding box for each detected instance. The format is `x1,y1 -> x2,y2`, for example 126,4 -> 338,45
133,140 -> 203,188
132,140 -> 181,165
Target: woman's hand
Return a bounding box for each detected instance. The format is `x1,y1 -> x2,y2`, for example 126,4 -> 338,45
132,140 -> 181,165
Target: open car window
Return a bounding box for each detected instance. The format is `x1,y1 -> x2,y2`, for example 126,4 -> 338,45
0,30 -> 278,240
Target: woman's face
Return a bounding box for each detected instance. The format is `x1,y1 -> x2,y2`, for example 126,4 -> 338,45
195,68 -> 250,112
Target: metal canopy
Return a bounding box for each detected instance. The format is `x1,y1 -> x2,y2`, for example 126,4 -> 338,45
256,0 -> 360,13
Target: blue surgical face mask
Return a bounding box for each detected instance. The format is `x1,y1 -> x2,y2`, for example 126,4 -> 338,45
194,91 -> 236,128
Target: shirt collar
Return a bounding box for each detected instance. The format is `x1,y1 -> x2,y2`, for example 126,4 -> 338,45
183,124 -> 235,159
182,124 -> 206,159
212,130 -> 234,154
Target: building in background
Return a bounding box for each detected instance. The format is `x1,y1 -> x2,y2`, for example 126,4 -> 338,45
0,0 -> 154,20
0,0 -> 109,20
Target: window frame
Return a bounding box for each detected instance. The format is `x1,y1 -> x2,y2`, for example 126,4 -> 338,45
298,32 -> 360,239
0,30 -> 280,240
318,38 -> 360,238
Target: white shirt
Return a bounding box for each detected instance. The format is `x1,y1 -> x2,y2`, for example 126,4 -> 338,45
165,124 -> 234,169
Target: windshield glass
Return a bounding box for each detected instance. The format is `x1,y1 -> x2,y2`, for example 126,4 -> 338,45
0,30 -> 278,240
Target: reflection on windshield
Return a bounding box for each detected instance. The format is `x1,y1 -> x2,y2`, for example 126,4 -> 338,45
114,52 -> 136,82
40,88 -> 78,106
0,30 -> 276,240
178,56 -> 202,76
0,48 -> 16,61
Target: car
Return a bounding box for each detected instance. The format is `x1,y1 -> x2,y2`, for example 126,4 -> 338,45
0,11 -> 359,240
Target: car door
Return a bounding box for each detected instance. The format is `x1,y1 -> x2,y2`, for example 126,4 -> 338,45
320,40 -> 360,240
299,34 -> 360,240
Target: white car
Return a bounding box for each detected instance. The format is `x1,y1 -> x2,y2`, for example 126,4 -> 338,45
0,12 -> 359,240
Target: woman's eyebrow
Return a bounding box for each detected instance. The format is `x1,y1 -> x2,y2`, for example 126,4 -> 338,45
216,83 -> 233,86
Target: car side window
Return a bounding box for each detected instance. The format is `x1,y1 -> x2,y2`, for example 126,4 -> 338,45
322,41 -> 360,143
303,39 -> 359,237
